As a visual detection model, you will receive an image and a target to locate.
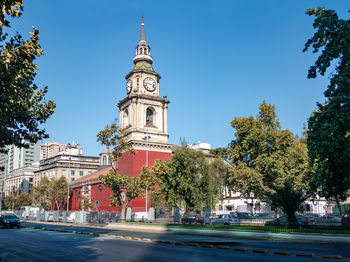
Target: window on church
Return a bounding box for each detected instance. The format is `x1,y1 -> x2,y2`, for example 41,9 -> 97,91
124,109 -> 129,127
146,108 -> 154,127
102,156 -> 107,165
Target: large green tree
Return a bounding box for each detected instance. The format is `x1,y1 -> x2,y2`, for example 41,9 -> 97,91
0,0 -> 55,154
32,176 -> 68,211
152,146 -> 228,212
303,7 -> 350,213
227,101 -> 310,228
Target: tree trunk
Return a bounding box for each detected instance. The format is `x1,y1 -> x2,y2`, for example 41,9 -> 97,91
120,204 -> 127,222
286,212 -> 299,229
335,196 -> 342,216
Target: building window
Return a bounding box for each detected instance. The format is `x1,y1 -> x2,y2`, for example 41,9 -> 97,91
79,171 -> 84,176
71,178 -> 75,182
71,170 -> 75,176
62,170 -> 66,175
29,178 -> 33,183
98,185 -> 102,193
146,107 -> 154,127
123,109 -> 129,128
95,200 -> 99,207
102,156 -> 107,166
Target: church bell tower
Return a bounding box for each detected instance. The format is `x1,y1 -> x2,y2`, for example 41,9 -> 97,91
117,18 -> 171,153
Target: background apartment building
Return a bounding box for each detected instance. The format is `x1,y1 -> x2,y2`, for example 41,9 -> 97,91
33,154 -> 100,186
5,163 -> 39,196
40,142 -> 68,160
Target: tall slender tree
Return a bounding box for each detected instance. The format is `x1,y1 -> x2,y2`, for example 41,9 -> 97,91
304,8 -> 350,213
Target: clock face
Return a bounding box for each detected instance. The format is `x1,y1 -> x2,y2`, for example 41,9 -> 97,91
126,79 -> 132,94
143,77 -> 156,92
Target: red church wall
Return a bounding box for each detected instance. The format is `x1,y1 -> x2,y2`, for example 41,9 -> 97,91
70,148 -> 172,213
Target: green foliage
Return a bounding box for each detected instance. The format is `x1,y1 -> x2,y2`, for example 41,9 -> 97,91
49,176 -> 68,210
32,176 -> 51,210
32,176 -> 68,210
227,101 -> 310,223
0,0 -> 55,154
265,180 -> 308,228
151,146 -> 228,212
304,7 -> 350,208
4,192 -> 32,210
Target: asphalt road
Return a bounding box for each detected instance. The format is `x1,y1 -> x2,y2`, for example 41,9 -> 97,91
0,222 -> 348,262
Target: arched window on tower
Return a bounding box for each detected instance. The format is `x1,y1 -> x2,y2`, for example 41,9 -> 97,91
124,109 -> 129,128
146,107 -> 155,127
140,48 -> 143,54
102,156 -> 107,166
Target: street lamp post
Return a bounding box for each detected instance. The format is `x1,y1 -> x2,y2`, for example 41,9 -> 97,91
143,130 -> 150,212
66,157 -> 71,214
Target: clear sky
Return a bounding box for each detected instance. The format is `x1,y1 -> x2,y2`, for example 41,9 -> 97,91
9,0 -> 349,156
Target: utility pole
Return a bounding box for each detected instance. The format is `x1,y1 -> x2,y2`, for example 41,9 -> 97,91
143,129 -> 150,212
66,157 -> 71,214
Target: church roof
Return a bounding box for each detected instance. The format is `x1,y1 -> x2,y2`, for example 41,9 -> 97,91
132,61 -> 154,72
70,165 -> 113,188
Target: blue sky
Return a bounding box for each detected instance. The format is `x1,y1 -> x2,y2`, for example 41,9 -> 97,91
10,0 -> 349,156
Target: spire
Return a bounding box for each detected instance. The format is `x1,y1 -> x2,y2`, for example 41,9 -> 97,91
140,15 -> 145,41
133,16 -> 153,64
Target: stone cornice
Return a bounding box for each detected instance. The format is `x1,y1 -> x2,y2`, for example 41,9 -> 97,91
118,94 -> 170,108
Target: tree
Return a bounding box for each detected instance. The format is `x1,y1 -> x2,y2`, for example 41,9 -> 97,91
3,191 -> 32,210
0,0 -> 56,155
227,101 -> 310,228
32,176 -> 67,210
97,120 -> 146,222
49,176 -> 68,211
153,146 -> 227,212
303,7 -> 350,214
32,176 -> 51,210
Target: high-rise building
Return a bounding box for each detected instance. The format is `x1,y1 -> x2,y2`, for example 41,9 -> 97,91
6,143 -> 40,172
40,142 -> 68,160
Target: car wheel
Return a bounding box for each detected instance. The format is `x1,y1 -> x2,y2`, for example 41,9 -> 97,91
17,225 -> 21,229
224,223 -> 229,226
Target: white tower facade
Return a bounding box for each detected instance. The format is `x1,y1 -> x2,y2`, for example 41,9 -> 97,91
118,19 -> 170,151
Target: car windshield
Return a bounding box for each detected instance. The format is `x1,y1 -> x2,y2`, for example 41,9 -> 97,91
2,215 -> 17,219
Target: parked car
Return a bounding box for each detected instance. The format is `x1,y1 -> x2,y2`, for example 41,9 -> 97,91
265,215 -> 310,228
253,213 -> 275,220
181,214 -> 204,225
210,214 -> 239,226
234,212 -> 253,219
0,214 -> 21,228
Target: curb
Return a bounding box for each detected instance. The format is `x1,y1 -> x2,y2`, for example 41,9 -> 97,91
323,255 -> 343,260
273,251 -> 291,256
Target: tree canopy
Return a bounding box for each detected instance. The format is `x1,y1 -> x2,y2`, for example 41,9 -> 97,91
304,7 -> 350,210
0,0 -> 55,154
227,101 -> 310,228
32,176 -> 68,211
151,146 -> 228,212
